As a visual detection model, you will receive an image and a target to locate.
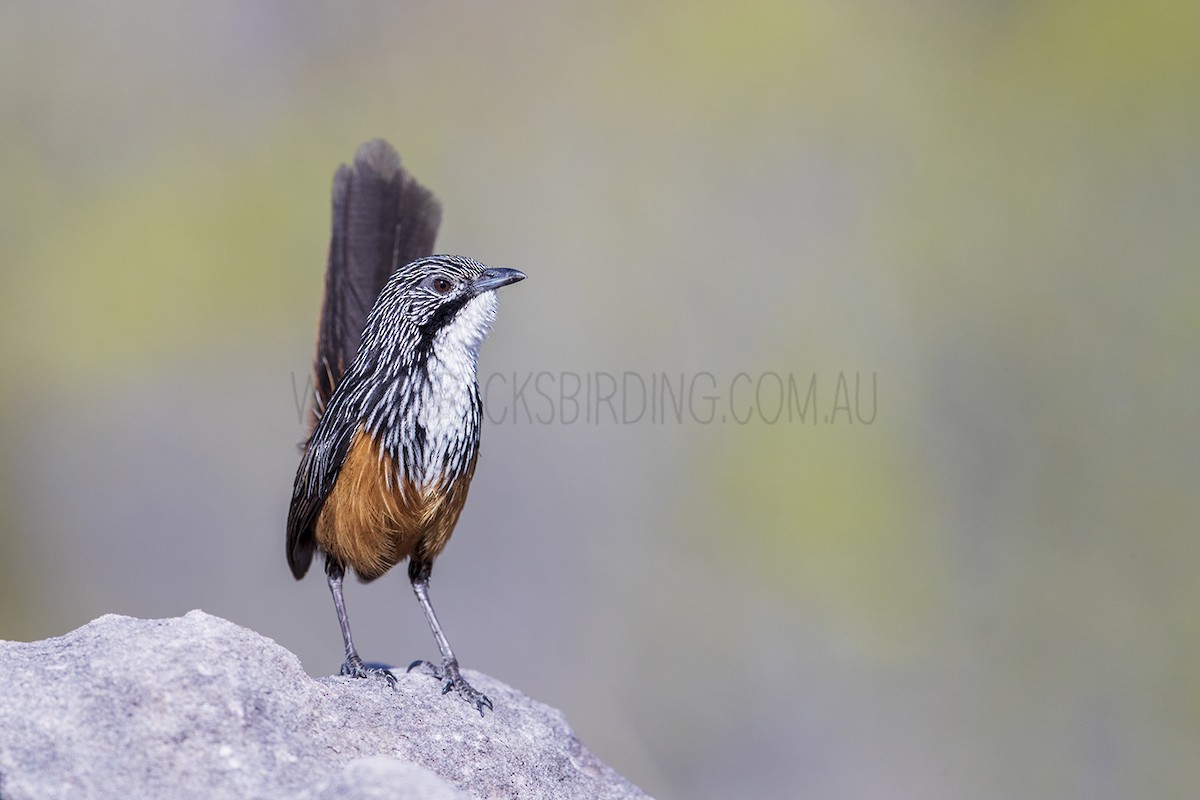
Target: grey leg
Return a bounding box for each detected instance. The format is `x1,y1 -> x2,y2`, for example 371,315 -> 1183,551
326,557 -> 396,686
406,560 -> 492,715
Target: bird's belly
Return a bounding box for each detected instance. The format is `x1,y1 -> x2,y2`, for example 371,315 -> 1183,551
315,429 -> 468,582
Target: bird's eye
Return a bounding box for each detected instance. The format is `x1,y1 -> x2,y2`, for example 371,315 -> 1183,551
428,276 -> 453,295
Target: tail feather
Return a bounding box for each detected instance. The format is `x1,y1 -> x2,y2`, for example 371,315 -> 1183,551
311,139 -> 442,429
290,140 -> 441,580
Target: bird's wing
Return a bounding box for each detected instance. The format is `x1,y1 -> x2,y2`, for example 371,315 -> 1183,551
311,138 -> 441,429
286,393 -> 359,579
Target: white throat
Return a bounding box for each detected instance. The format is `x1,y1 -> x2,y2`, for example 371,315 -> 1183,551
414,291 -> 498,484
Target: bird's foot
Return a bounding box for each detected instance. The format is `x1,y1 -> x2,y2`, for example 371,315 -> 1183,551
407,657 -> 493,716
340,654 -> 397,688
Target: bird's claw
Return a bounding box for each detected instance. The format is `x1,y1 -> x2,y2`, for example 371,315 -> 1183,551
407,657 -> 492,715
340,656 -> 397,688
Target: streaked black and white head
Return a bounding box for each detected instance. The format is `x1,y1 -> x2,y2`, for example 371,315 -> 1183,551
364,255 -> 526,369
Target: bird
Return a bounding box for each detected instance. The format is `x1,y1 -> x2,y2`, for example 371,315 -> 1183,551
286,139 -> 525,715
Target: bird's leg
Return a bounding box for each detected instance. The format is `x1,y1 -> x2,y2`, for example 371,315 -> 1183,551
406,559 -> 492,715
326,557 -> 396,686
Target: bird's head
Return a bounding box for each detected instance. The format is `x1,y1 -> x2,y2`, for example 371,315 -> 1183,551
368,255 -> 526,364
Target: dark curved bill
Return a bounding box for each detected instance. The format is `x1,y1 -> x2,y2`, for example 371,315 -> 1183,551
473,267 -> 527,293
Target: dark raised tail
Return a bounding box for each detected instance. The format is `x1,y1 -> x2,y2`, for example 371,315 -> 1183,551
310,138 -> 442,430
289,139 -> 441,580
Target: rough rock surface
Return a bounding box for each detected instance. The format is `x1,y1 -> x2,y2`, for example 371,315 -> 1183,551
0,611 -> 649,800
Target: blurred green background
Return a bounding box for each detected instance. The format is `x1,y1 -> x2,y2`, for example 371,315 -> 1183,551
2,2 -> 1197,797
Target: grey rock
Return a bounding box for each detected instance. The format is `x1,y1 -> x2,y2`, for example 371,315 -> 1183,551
309,758 -> 471,800
0,611 -> 649,800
